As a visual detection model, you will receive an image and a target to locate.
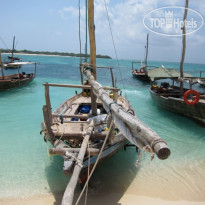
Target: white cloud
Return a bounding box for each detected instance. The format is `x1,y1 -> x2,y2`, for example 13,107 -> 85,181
58,6 -> 80,20
57,0 -> 205,63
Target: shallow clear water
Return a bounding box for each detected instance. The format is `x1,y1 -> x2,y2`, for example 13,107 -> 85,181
0,54 -> 205,201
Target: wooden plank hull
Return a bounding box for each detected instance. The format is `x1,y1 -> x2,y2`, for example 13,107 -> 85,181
150,88 -> 205,125
42,92 -> 129,174
132,71 -> 150,81
83,140 -> 126,168
0,73 -> 35,91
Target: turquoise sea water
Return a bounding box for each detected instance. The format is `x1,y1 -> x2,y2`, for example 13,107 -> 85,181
0,54 -> 205,202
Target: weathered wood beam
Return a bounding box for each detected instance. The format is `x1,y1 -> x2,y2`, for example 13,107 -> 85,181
52,114 -> 89,119
179,0 -> 189,93
43,83 -> 120,91
0,54 -> 5,79
49,147 -> 99,156
42,105 -> 54,140
52,131 -> 106,140
44,83 -> 52,124
88,0 -> 96,79
84,69 -> 170,160
61,121 -> 94,205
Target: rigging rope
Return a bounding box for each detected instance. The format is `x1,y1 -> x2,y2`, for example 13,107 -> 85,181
103,0 -> 127,99
85,0 -> 88,62
75,120 -> 115,205
84,132 -> 90,205
78,0 -> 82,65
0,36 -> 11,53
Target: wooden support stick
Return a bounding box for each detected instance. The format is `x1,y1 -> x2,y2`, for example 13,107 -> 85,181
43,83 -> 120,91
49,147 -> 99,156
52,131 -> 106,140
45,83 -> 52,125
0,54 -> 5,79
42,105 -> 54,140
52,114 -> 89,119
61,121 -> 94,205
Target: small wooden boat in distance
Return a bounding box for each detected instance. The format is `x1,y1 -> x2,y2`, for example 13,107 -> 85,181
3,36 -> 22,69
0,54 -> 37,91
131,34 -> 158,82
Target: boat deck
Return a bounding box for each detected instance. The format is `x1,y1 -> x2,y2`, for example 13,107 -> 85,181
51,93 -> 129,140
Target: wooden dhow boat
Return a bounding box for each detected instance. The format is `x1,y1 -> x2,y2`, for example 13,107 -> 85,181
149,0 -> 205,126
0,54 -> 37,91
41,1 -> 170,204
3,36 -> 22,69
131,34 -> 158,81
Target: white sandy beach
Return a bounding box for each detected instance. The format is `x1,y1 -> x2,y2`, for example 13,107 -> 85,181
1,193 -> 205,205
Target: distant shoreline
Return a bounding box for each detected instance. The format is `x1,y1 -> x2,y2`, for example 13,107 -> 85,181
2,52 -> 66,57
0,49 -> 112,59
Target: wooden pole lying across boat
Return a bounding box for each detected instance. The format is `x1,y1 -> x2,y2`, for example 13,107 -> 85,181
84,68 -> 170,159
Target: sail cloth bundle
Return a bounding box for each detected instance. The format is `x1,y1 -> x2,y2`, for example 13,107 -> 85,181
83,66 -> 170,160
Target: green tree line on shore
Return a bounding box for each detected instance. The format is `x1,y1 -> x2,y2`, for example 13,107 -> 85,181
0,48 -> 112,59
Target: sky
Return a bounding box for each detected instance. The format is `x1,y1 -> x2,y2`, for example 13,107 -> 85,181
0,0 -> 205,64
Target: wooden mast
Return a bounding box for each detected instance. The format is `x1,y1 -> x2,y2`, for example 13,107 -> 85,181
144,33 -> 149,69
88,0 -> 97,116
0,53 -> 5,79
179,0 -> 189,93
83,1 -> 170,160
88,0 -> 96,79
11,36 -> 15,62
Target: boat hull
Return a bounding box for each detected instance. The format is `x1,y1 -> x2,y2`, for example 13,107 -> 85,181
0,74 -> 35,91
150,88 -> 205,125
132,71 -> 150,81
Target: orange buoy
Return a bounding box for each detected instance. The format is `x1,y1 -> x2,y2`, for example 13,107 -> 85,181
184,90 -> 200,105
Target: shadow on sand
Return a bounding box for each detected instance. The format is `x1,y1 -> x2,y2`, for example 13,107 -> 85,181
45,147 -> 140,205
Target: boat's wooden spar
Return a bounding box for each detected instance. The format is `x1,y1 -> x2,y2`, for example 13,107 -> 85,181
83,68 -> 170,159
61,121 -> 94,205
